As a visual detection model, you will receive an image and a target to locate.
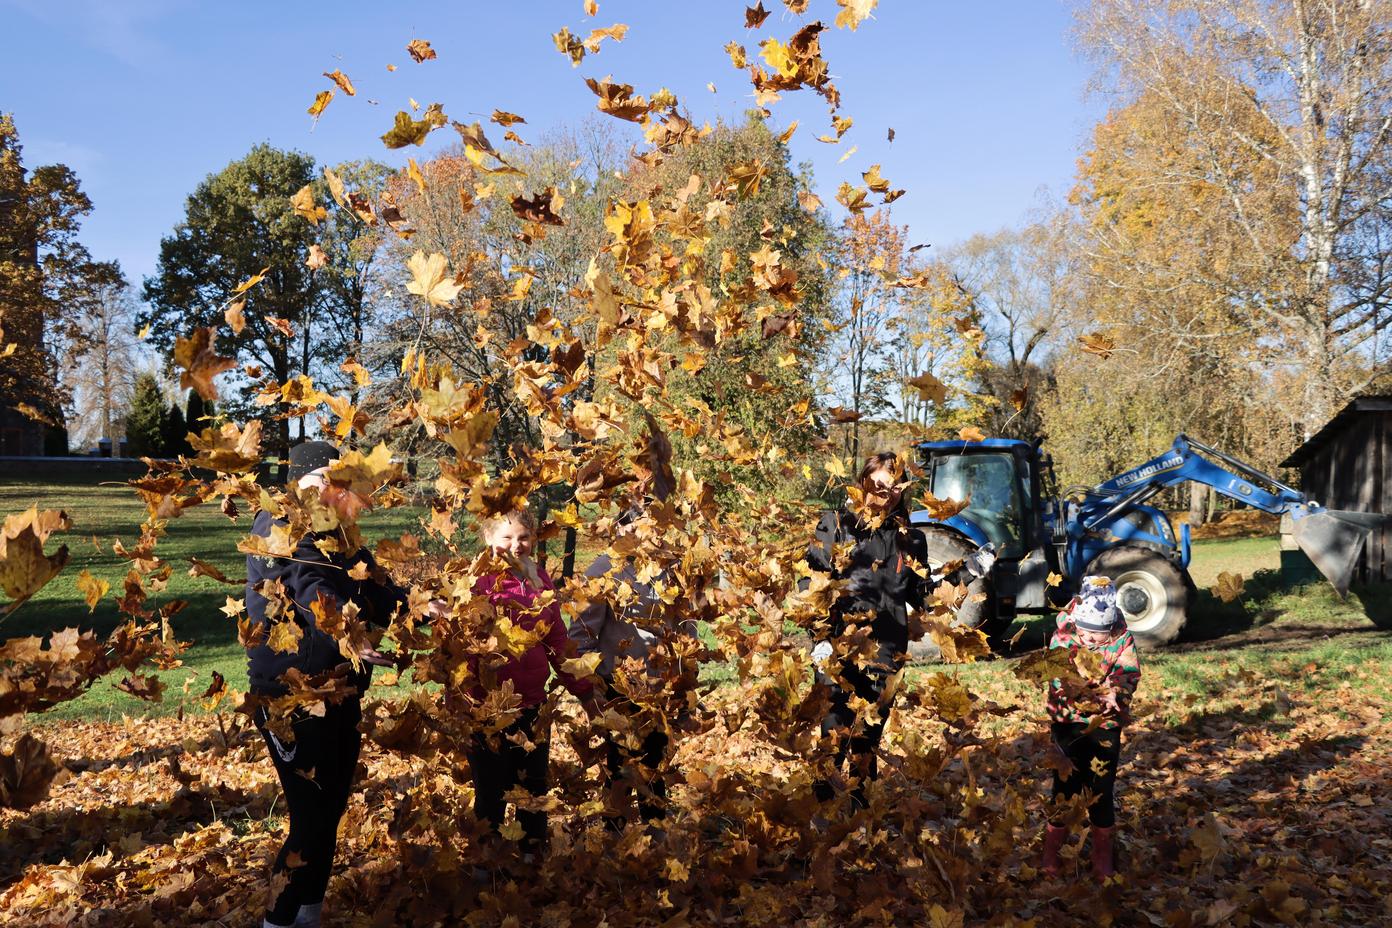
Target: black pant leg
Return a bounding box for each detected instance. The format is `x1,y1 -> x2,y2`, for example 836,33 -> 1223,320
816,642 -> 896,806
296,701 -> 362,906
635,728 -> 670,821
1051,722 -> 1121,828
257,705 -> 341,925
1085,728 -> 1121,828
813,666 -> 853,803
1050,722 -> 1088,821
603,725 -> 667,825
514,710 -> 550,852
468,733 -> 514,833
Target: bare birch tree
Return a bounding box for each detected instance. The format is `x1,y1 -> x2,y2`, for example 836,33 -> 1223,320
61,270 -> 145,449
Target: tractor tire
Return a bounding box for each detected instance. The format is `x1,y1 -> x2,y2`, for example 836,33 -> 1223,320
908,527 -> 1000,662
1086,546 -> 1188,649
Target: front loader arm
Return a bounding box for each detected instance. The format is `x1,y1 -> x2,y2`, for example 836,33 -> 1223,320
1074,434 -> 1385,597
1086,435 -> 1303,525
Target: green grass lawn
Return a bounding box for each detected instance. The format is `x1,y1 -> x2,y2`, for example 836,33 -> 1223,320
6,476 -> 1391,723
1183,533 -> 1279,587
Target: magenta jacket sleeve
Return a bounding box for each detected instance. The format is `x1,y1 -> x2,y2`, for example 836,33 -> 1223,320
536,567 -> 593,699
543,602 -> 593,698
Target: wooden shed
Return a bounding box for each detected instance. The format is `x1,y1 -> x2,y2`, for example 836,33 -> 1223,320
1281,395 -> 1392,583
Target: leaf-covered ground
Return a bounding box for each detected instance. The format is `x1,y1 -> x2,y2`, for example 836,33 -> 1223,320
4,611 -> 1389,928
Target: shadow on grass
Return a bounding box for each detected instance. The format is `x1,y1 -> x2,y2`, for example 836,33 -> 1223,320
4,589 -> 238,644
1182,569 -> 1392,644
0,737 -> 274,889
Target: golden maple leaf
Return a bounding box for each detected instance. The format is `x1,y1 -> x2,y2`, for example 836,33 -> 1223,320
405,251 -> 463,307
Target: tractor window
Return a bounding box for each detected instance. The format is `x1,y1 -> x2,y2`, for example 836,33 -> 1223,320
929,453 -> 1024,557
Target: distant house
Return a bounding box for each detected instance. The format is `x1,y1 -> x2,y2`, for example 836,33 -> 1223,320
1281,395 -> 1392,583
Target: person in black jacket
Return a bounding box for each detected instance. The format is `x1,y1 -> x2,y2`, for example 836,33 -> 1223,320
807,451 -> 928,810
246,441 -> 408,928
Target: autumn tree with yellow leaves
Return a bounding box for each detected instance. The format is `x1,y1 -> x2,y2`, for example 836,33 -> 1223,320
1075,0 -> 1392,434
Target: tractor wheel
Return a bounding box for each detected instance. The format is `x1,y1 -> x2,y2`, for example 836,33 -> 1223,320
908,527 -> 1001,661
1086,546 -> 1188,648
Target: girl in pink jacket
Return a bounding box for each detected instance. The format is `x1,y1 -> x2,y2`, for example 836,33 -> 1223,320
467,510 -> 592,856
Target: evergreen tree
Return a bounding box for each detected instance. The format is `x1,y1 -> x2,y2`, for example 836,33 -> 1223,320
184,390 -> 211,432
162,402 -> 188,457
125,373 -> 168,458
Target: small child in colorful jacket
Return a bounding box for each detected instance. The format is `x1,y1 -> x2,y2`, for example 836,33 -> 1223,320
1041,576 -> 1141,880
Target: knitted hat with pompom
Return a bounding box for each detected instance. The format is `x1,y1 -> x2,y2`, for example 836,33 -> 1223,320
1074,576 -> 1122,632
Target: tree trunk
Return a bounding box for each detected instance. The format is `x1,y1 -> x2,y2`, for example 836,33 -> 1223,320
1188,481 -> 1208,526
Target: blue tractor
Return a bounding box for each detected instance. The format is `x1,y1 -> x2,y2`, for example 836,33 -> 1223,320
909,434 -> 1384,649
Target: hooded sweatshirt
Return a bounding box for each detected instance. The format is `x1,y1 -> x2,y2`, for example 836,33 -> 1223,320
567,552 -> 699,680
471,565 -> 593,707
806,505 -> 928,651
245,509 -> 408,696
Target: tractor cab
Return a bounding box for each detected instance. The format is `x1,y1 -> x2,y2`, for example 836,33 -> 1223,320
914,438 -> 1053,559
910,438 -> 1063,633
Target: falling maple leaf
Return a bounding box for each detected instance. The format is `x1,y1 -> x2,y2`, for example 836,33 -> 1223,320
233,268 -> 269,295
0,524 -> 69,609
1079,331 -> 1116,358
381,104 -> 448,149
290,185 -> 326,225
827,406 -> 862,423
907,371 -> 947,404
862,163 -> 890,192
1213,571 -> 1245,603
173,327 -> 236,401
584,23 -> 629,53
584,77 -> 654,122
307,90 -> 333,119
224,300 -> 246,335
836,181 -> 868,212
323,167 -> 348,208
916,491 -> 969,520
75,570 -> 108,613
405,251 -> 462,308
835,0 -> 879,30
510,187 -> 566,225
406,38 -> 437,62
322,69 -> 356,96
745,2 -> 770,28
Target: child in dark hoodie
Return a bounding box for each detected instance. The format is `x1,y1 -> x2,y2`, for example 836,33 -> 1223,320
806,451 -> 928,810
1041,576 -> 1142,880
466,509 -> 593,856
246,441 -> 408,928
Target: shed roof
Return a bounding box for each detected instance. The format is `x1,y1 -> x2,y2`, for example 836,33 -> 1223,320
1281,395 -> 1392,468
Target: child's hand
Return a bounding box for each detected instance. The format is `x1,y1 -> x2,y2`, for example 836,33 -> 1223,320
1100,688 -> 1122,715
358,645 -> 396,668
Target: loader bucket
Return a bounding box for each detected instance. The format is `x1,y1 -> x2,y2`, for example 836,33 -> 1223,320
1291,509 -> 1389,597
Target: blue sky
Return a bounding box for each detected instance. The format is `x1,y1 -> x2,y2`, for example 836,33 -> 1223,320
1,0 -> 1103,285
